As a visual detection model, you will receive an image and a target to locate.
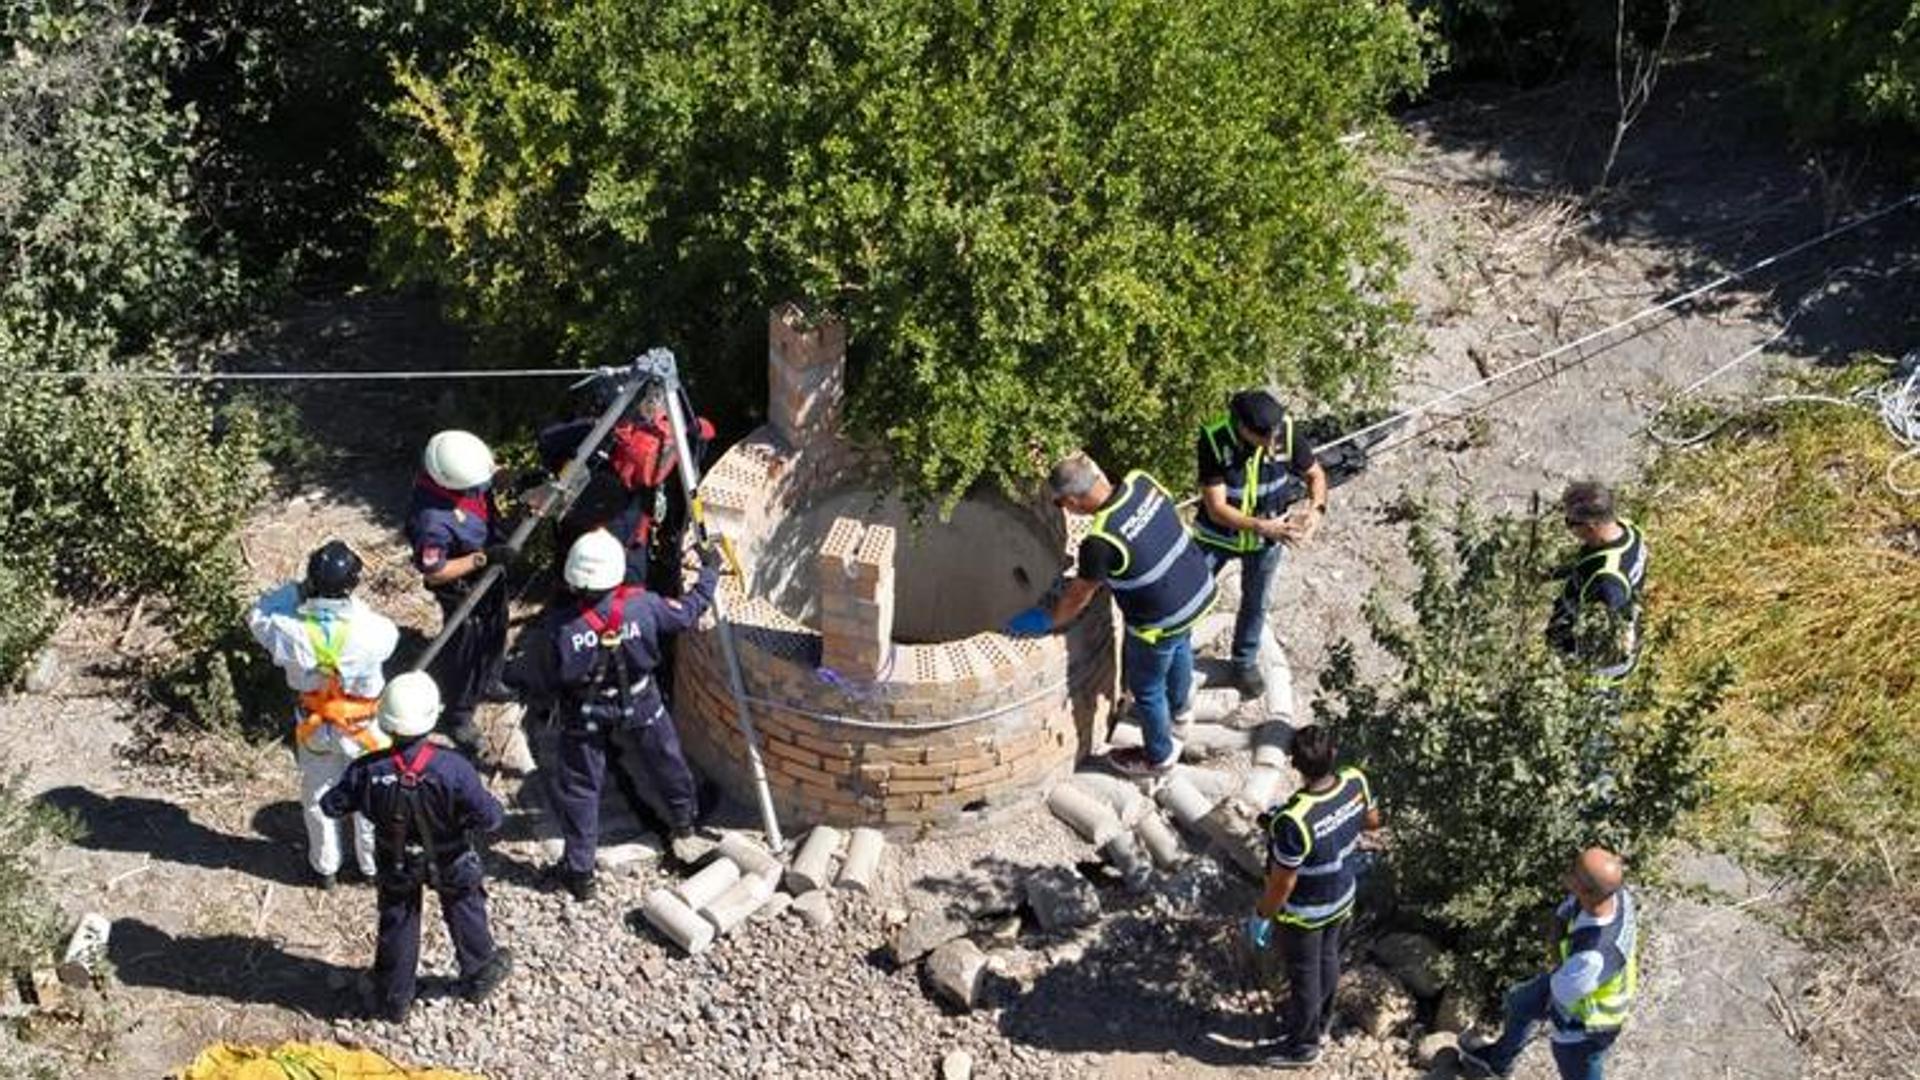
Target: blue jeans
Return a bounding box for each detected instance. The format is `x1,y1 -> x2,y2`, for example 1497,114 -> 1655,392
1480,973 -> 1617,1080
1202,542 -> 1283,671
1122,631 -> 1193,764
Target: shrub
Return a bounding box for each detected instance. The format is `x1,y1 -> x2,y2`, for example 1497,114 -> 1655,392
1314,501 -> 1727,994
0,2 -> 263,698
378,0 -> 1429,504
0,767 -> 76,973
1729,0 -> 1920,142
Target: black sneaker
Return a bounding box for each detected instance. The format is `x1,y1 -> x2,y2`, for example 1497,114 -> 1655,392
314,870 -> 337,892
378,997 -> 413,1025
565,871 -> 597,902
462,948 -> 513,1004
1262,1042 -> 1321,1069
1233,664 -> 1267,699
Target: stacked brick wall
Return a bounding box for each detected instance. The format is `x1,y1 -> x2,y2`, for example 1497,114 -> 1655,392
672,303 -> 1121,833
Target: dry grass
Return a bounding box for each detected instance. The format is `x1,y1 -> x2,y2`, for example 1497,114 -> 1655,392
1642,387 -> 1919,1072
1643,395 -> 1918,877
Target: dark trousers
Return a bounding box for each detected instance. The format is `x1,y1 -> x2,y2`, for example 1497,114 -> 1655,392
430,584 -> 507,735
551,709 -> 699,875
1201,541 -> 1284,672
1280,916 -> 1345,1048
372,851 -> 495,1014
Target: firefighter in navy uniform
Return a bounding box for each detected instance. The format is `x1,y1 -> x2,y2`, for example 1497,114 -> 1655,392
1246,725 -> 1383,1069
406,430 -> 518,752
535,385 -> 715,597
1192,390 -> 1329,698
1545,481 -> 1648,685
510,528 -> 719,900
321,672 -> 512,1024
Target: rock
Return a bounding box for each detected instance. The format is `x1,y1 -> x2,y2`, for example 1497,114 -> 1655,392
984,914 -> 1021,944
1372,931 -> 1448,999
1025,867 -> 1100,932
27,968 -> 62,1009
673,857 -> 742,909
790,890 -> 834,930
1155,774 -> 1216,831
1235,766 -> 1285,813
1046,782 -> 1123,846
890,908 -> 968,966
595,837 -> 663,874
1196,799 -> 1266,880
715,832 -> 783,879
754,891 -> 793,923
1068,772 -> 1149,824
1416,1031 -> 1459,1067
23,648 -> 60,694
642,889 -> 716,955
1433,988 -> 1474,1033
1099,832 -> 1153,891
924,939 -> 987,1010
941,1048 -> 975,1080
1175,723 -> 1252,762
783,826 -> 843,894
837,827 -> 885,892
1134,811 -> 1184,870
1335,963 -> 1416,1039
1250,721 -> 1291,768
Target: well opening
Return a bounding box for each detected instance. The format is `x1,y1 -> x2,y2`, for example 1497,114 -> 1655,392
672,302 -> 1121,833
755,489 -> 1064,644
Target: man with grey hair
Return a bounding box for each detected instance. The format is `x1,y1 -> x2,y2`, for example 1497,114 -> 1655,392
1461,847 -> 1639,1079
1005,453 -> 1217,776
1545,481 -> 1647,684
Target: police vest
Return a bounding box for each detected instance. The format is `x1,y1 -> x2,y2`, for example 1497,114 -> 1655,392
1194,414 -> 1303,553
1555,520 -> 1647,683
1555,889 -> 1638,1033
1086,471 -> 1218,643
293,613 -> 388,757
1267,766 -> 1371,928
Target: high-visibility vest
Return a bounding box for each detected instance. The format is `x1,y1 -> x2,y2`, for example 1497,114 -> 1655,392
1194,413 -> 1302,553
1556,889 -> 1639,1032
1554,520 -> 1648,684
1267,766 -> 1371,928
293,613 -> 388,756
1086,471 -> 1217,643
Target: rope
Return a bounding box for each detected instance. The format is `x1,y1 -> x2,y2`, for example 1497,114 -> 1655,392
1317,191 -> 1920,456
7,366 -> 593,382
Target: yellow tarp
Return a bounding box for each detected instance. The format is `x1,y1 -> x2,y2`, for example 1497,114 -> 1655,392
177,1042 -> 482,1080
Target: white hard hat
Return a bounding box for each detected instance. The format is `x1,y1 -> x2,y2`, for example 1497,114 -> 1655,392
377,671 -> 443,738
564,529 -> 626,592
422,430 -> 495,491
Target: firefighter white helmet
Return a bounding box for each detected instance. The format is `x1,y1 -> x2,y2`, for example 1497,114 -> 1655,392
377,671 -> 443,738
422,430 -> 495,491
564,529 -> 626,592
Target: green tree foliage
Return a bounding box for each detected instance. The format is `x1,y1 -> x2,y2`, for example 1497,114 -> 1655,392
379,0 -> 1429,502
1734,0 -> 1920,140
1315,502 -> 1727,993
160,0 -> 493,279
0,2 -> 263,706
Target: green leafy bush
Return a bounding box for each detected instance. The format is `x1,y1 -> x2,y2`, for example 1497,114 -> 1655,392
1732,0 -> 1920,141
0,2 -> 262,699
378,0 -> 1429,503
1315,502 -> 1727,994
0,768 -> 74,973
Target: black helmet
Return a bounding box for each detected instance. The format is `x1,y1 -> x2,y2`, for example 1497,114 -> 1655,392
303,541 -> 363,599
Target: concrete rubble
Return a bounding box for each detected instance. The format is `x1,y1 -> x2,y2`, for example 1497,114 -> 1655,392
924,938 -> 988,1010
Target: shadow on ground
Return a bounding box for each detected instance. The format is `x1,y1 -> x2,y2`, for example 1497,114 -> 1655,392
108,918 -> 357,1017
1406,54 -> 1920,364
39,787 -> 313,888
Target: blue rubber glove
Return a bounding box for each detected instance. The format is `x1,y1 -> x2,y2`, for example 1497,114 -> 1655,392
1004,607 -> 1053,638
1245,914 -> 1274,950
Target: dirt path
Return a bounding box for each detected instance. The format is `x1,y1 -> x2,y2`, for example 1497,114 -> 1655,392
7,59 -> 1906,1078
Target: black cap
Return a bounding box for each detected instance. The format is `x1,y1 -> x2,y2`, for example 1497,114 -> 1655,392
304,541 -> 363,599
1229,390 -> 1286,436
